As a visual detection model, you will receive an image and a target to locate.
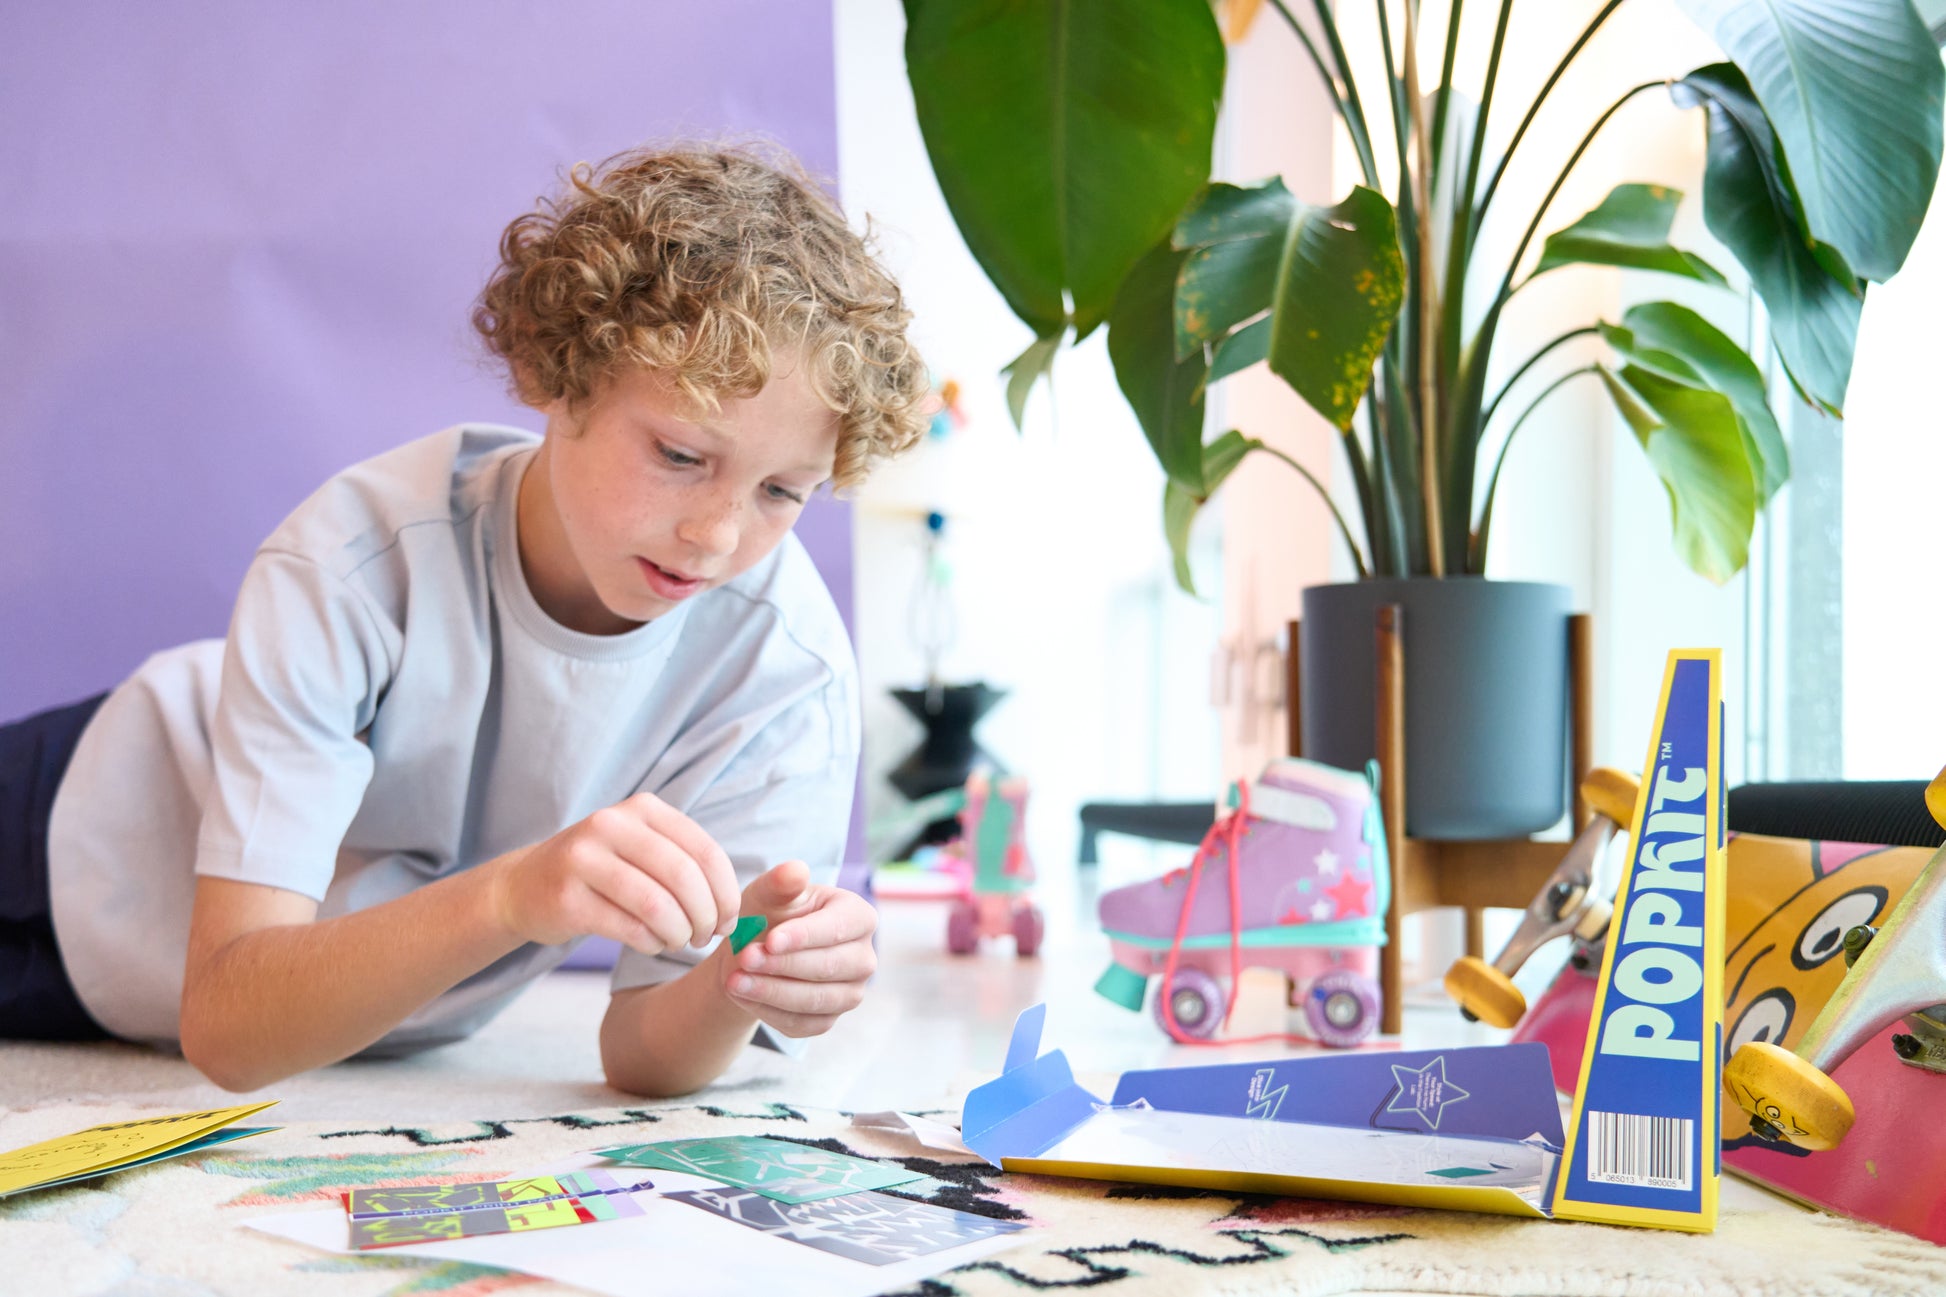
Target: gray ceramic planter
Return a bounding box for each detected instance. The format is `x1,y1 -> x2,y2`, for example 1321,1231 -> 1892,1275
1299,577 -> 1572,840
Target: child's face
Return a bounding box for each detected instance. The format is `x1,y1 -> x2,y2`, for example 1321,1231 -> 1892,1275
522,362 -> 839,634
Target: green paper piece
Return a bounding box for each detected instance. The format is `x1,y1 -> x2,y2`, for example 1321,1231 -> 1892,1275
1427,1165 -> 1495,1179
604,1135 -> 921,1203
730,915 -> 768,955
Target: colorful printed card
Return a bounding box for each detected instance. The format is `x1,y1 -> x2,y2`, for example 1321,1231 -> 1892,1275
596,1136 -> 921,1203
0,1102 -> 279,1198
665,1186 -> 1024,1265
348,1170 -> 648,1250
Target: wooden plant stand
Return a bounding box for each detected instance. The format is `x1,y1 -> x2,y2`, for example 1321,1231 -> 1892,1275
1284,609 -> 1594,1036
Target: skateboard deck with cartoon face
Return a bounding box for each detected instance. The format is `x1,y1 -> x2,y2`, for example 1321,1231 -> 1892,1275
1513,831 -> 1941,1243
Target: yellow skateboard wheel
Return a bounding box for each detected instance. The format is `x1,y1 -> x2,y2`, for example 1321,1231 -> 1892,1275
1722,1040 -> 1856,1151
1926,764 -> 1946,831
1582,767 -> 1640,828
1443,956 -> 1527,1029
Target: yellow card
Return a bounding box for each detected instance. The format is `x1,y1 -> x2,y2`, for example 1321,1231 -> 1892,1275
0,1101 -> 278,1197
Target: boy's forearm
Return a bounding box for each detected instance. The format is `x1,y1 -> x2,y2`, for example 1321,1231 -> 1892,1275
599,945 -> 760,1097
179,855 -> 529,1091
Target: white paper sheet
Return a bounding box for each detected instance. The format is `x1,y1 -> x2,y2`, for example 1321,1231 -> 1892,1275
1040,1108 -> 1555,1206
849,1110 -> 975,1157
244,1152 -> 1026,1297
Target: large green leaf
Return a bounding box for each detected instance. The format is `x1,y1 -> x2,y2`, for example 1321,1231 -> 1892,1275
1607,301 -> 1789,500
1173,180 -> 1295,359
1109,242 -> 1210,491
1677,0 -> 1943,283
1596,364 -> 1759,583
1265,186 -> 1407,431
1163,432 -> 1261,594
904,0 -> 1224,339
1207,317 -> 1272,386
1534,183 -> 1727,284
1674,65 -> 1864,415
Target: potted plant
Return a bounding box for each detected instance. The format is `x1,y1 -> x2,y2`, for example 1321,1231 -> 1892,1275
901,0 -> 1943,836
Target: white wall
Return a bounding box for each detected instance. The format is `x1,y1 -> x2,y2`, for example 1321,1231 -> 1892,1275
1842,167 -> 1946,780
834,1 -> 1222,877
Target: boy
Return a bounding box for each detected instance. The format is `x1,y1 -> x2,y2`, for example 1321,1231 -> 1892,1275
0,145 -> 928,1096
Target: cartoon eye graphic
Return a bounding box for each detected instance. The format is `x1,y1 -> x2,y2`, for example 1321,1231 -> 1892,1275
1727,988 -> 1796,1058
1791,887 -> 1888,970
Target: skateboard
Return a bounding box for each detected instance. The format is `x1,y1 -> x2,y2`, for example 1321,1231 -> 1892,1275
1720,769 -> 1946,1229
1441,768 -> 1640,1030
1454,769 -> 1942,1242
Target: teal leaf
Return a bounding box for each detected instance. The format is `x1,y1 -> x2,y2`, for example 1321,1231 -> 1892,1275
1676,0 -> 1944,283
1674,64 -> 1864,415
1535,183 -> 1727,284
1596,363 -> 1758,583
1265,185 -> 1406,431
1109,241 -> 1210,490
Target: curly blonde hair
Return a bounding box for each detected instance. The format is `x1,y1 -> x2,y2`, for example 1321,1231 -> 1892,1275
474,144 -> 928,489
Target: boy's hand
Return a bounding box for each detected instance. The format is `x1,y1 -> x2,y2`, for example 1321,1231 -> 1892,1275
723,860 -> 876,1038
491,793 -> 739,954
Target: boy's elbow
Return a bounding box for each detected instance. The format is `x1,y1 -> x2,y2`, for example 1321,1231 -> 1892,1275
179,1000 -> 281,1094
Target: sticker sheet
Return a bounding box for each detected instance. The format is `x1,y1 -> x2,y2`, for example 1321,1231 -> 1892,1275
664,1187 -> 1024,1265
598,1136 -> 921,1202
348,1171 -> 647,1250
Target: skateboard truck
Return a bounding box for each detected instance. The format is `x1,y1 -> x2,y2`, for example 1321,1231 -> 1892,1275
1723,766 -> 1946,1151
1442,768 -> 1641,1029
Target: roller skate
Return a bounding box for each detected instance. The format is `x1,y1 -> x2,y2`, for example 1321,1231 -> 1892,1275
1093,757 -> 1389,1046
1442,767 -> 1642,1031
1722,764 -> 1946,1152
944,771 -> 1044,957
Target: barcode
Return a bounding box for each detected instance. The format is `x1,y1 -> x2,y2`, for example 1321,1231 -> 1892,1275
1585,1110 -> 1692,1190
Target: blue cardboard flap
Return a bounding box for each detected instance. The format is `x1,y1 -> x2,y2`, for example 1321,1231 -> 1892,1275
960,1007 -> 1108,1167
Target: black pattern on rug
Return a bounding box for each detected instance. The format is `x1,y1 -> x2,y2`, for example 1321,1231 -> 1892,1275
874,1224 -> 1418,1294
315,1101 -> 807,1146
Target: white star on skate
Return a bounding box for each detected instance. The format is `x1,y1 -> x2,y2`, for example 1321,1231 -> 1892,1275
1314,849 -> 1340,876
1309,898 -> 1335,921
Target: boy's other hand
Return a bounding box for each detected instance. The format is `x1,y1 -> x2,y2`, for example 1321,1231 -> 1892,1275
491,793 -> 740,955
722,860 -> 876,1038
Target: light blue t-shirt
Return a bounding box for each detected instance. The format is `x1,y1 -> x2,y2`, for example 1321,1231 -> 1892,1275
47,425 -> 860,1054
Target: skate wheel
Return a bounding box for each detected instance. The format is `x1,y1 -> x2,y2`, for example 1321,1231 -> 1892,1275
1928,765 -> 1946,831
1582,767 -> 1641,827
1723,1040 -> 1855,1151
1303,969 -> 1380,1047
1011,904 -> 1044,958
945,900 -> 980,955
1443,956 -> 1526,1029
1153,968 -> 1226,1039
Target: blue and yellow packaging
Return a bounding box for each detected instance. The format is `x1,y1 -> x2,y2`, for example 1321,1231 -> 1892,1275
1552,649 -> 1726,1232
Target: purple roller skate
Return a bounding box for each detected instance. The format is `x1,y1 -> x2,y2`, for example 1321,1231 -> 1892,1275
1093,757 -> 1390,1045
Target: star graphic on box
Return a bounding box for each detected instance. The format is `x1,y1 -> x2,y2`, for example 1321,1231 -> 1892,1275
1314,849 -> 1340,877
1384,1056 -> 1471,1130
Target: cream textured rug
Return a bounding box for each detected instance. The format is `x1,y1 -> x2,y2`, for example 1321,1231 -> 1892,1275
3,1098 -> 1938,1297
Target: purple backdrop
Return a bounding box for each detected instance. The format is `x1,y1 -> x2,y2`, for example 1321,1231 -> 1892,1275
1,2 -> 863,864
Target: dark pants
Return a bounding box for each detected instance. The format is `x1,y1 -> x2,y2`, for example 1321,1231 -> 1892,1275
0,693 -> 113,1040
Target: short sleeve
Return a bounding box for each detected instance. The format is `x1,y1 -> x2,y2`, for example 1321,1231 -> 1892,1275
608,661 -> 860,1000
194,548 -> 396,900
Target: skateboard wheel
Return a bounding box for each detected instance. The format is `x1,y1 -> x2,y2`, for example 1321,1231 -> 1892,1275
1722,1040 -> 1856,1152
1582,767 -> 1641,827
1927,764 -> 1946,830
1443,956 -> 1526,1029
1154,967 -> 1226,1039
1304,969 -> 1380,1047
945,900 -> 979,955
